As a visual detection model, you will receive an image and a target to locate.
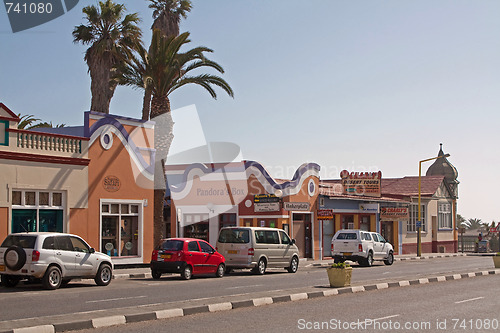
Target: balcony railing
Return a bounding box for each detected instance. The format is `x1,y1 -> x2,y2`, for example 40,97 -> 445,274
7,128 -> 88,156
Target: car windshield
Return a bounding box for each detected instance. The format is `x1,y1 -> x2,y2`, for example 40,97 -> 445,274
160,240 -> 184,251
336,233 -> 357,240
1,235 -> 37,249
218,229 -> 250,243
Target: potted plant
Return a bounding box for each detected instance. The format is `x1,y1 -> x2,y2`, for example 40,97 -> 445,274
326,262 -> 352,287
493,253 -> 500,269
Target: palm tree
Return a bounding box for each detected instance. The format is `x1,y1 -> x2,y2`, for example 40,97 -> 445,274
141,0 -> 192,120
149,0 -> 192,37
73,0 -> 142,114
465,218 -> 484,230
17,114 -> 65,129
117,30 -> 233,246
17,114 -> 41,129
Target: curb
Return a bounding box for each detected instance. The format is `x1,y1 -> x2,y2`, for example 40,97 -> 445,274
312,253 -> 468,267
2,268 -> 499,333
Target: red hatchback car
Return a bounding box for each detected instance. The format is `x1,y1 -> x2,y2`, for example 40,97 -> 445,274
150,238 -> 225,280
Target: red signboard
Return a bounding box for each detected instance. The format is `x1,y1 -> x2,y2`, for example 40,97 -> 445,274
340,170 -> 382,197
317,209 -> 334,220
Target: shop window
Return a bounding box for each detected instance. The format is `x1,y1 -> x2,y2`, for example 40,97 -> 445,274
39,192 -> 49,206
52,193 -> 62,207
131,205 -> 139,214
438,203 -> 452,229
12,191 -> 21,205
0,120 -> 8,146
360,215 -> 370,231
111,204 -> 119,214
219,213 -> 236,229
342,215 -> 354,229
11,190 -> 64,233
408,203 -> 426,232
25,192 -> 35,206
101,202 -> 141,257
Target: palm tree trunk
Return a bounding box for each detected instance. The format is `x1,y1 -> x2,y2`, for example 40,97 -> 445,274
142,88 -> 152,120
88,52 -> 116,114
151,94 -> 175,246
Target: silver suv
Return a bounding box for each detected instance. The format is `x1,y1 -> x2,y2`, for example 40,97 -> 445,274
331,229 -> 394,267
0,232 -> 113,289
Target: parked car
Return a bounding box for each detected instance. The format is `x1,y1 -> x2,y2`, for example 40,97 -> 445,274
150,238 -> 225,280
216,227 -> 300,275
0,232 -> 113,289
331,229 -> 394,266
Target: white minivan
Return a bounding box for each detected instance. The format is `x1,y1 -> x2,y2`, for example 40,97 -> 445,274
216,227 -> 299,275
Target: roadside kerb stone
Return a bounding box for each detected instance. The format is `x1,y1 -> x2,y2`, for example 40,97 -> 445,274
92,316 -> 126,328
3,267 -> 498,333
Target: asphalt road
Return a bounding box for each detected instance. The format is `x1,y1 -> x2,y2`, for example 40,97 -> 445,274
70,273 -> 500,333
0,256 -> 495,327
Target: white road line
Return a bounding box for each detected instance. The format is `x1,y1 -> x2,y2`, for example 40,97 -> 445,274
86,295 -> 147,304
372,314 -> 400,321
226,284 -> 263,289
455,296 -> 484,304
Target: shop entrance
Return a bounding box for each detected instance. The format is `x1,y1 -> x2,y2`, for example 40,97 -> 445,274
322,219 -> 335,257
381,221 -> 393,246
292,213 -> 312,258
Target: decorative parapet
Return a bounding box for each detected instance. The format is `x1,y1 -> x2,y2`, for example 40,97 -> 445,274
4,128 -> 89,159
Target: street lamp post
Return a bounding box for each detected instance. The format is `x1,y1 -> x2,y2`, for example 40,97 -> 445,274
417,153 -> 450,257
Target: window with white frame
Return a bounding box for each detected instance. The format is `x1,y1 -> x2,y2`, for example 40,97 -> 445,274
407,203 -> 426,232
101,202 -> 141,257
11,190 -> 64,233
438,202 -> 452,229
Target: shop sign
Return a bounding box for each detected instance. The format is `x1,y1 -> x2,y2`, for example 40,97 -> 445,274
254,202 -> 280,212
317,209 -> 334,220
283,202 -> 310,211
359,203 -> 379,213
340,170 -> 382,197
254,194 -> 279,203
380,207 -> 409,221
103,175 -> 121,192
489,227 -> 499,233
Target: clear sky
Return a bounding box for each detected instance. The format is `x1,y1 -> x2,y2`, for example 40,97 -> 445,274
1,1 -> 499,223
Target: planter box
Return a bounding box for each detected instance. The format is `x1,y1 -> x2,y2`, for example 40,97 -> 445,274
326,266 -> 352,287
493,256 -> 500,268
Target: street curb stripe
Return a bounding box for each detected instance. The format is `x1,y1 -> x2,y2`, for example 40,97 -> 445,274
125,312 -> 156,323
5,267 -> 498,333
92,315 -> 126,328
252,297 -> 273,306
155,308 -> 183,319
290,292 -> 309,300
53,320 -> 93,332
182,305 -> 209,315
208,302 -> 233,312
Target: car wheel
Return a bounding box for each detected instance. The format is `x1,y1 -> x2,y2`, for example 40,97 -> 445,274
42,266 -> 62,290
225,267 -> 232,274
255,258 -> 266,275
152,270 -> 162,280
181,265 -> 192,280
364,252 -> 374,267
384,252 -> 394,266
216,264 -> 225,278
287,256 -> 299,273
334,258 -> 345,264
4,246 -> 26,271
95,263 -> 112,286
1,275 -> 21,288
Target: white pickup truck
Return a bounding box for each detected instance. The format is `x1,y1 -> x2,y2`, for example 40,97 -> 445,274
331,229 -> 394,267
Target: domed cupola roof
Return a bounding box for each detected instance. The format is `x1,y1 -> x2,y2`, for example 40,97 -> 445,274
426,144 -> 458,182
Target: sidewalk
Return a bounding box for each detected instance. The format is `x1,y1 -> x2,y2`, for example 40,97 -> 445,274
112,252 -> 471,280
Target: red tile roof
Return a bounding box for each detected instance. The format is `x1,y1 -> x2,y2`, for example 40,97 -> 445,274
320,175 -> 445,200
